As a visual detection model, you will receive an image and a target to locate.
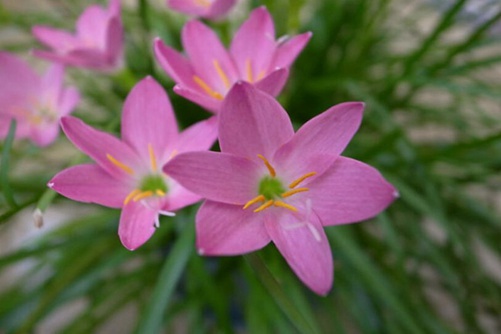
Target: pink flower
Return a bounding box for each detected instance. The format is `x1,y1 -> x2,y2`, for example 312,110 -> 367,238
167,0 -> 236,20
32,0 -> 123,71
0,52 -> 79,147
164,83 -> 397,295
154,7 -> 311,113
48,77 -> 217,250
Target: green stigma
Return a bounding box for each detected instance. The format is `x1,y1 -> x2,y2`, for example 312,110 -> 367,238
140,174 -> 168,193
258,176 -> 285,200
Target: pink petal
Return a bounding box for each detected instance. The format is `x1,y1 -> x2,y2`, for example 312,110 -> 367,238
254,68 -> 289,97
33,49 -> 110,70
0,52 -> 39,100
121,77 -> 178,164
164,151 -> 260,204
173,85 -> 220,113
58,87 -> 80,117
61,116 -> 139,179
265,209 -> 333,295
154,38 -> 196,88
76,5 -> 109,49
182,20 -> 238,94
30,123 -> 59,147
48,164 -> 130,208
119,200 -> 157,250
308,157 -> 397,225
205,0 -> 236,19
164,181 -> 201,211
104,16 -> 123,67
196,200 -> 270,255
40,64 -> 64,105
175,116 -> 217,153
218,82 -> 294,161
274,102 -> 364,181
108,0 -> 121,17
32,26 -> 78,52
271,32 -> 312,70
230,7 -> 276,81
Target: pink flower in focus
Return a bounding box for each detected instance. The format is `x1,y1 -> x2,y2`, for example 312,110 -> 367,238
48,77 -> 217,250
154,7 -> 312,113
32,0 -> 123,71
0,52 -> 79,147
167,0 -> 236,20
164,83 -> 397,294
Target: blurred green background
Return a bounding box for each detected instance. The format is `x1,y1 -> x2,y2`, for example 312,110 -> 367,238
0,0 -> 500,332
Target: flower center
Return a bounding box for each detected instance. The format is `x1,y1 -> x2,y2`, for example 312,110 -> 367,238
106,143 -> 169,206
258,176 -> 285,199
243,154 -> 317,213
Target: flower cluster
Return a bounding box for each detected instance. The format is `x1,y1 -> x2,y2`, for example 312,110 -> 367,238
1,1 -> 397,295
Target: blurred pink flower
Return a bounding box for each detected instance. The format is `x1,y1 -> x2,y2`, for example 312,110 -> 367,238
0,52 -> 79,147
154,6 -> 311,113
32,0 -> 123,71
164,83 -> 397,295
48,77 -> 217,250
167,0 -> 236,20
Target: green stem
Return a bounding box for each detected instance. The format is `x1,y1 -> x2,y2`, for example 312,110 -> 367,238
244,253 -> 321,334
135,223 -> 195,333
1,120 -> 17,208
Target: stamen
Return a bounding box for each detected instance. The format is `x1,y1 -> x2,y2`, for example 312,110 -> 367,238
289,172 -> 317,189
107,154 -> 134,175
148,143 -> 157,171
155,189 -> 166,197
133,190 -> 154,202
254,199 -> 274,213
245,59 -> 253,83
257,154 -> 276,177
193,75 -> 224,100
273,200 -> 298,212
281,187 -> 309,198
124,189 -> 141,205
213,60 -> 230,89
243,194 -> 265,209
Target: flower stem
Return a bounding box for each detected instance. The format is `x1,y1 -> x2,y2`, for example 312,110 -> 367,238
135,222 -> 195,333
244,253 -> 321,334
1,120 -> 17,208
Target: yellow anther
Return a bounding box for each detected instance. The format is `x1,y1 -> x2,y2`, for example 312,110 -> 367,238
273,200 -> 298,212
155,189 -> 166,197
213,59 -> 231,89
107,153 -> 134,175
257,154 -> 276,177
124,189 -> 141,205
193,75 -> 224,100
282,187 -> 309,198
133,190 -> 154,202
254,199 -> 274,213
148,143 -> 157,171
245,59 -> 253,83
289,172 -> 317,189
243,194 -> 265,209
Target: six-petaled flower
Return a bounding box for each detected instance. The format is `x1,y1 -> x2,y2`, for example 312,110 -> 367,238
32,0 -> 123,71
48,77 -> 217,250
164,82 -> 397,294
0,52 -> 80,147
154,6 -> 312,113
